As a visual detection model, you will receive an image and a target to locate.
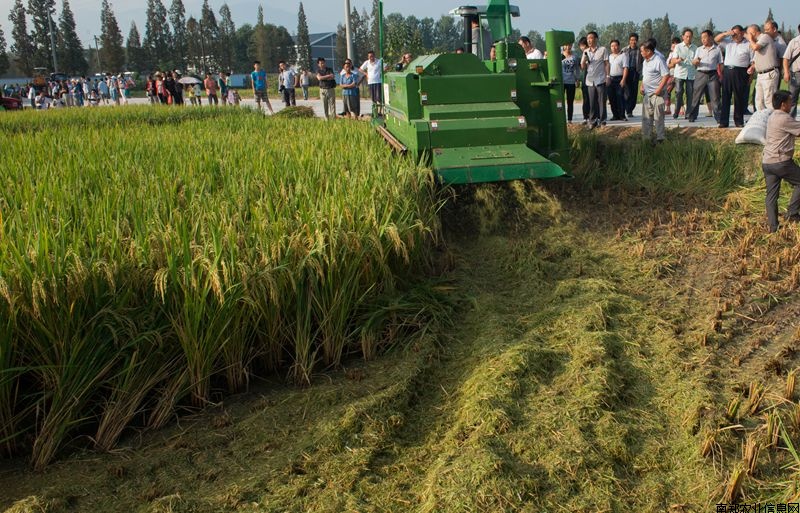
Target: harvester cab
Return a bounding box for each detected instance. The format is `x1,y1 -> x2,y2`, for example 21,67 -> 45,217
374,0 -> 574,184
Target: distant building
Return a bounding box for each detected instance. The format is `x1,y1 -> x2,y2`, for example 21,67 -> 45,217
292,32 -> 338,70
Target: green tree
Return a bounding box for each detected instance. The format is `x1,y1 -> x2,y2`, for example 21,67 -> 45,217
702,18 -> 716,34
248,5 -> 268,66
370,0 -> 381,55
186,15 -> 200,71
264,24 -> 293,69
295,2 -> 311,69
169,0 -> 186,69
432,15 -> 460,52
652,13 -> 677,53
57,0 -> 87,74
217,4 -> 235,72
199,0 -> 218,70
766,8 -> 774,23
639,19 -> 654,46
233,23 -> 253,72
144,0 -> 171,71
27,0 -> 57,69
126,22 -> 145,72
8,0 -> 34,75
351,8 -> 371,63
99,0 -> 125,71
0,25 -> 9,76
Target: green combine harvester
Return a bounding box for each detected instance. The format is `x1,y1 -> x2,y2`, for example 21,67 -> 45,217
374,0 -> 574,184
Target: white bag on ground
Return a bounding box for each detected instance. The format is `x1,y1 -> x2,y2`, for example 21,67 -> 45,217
735,109 -> 773,145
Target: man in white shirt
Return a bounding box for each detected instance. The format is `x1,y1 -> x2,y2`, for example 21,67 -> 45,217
690,30 -> 723,122
669,29 -> 697,120
580,31 -> 610,129
360,50 -> 383,105
518,36 -> 543,60
747,24 -> 780,111
783,25 -> 800,117
640,40 -> 670,143
715,25 -> 754,127
607,39 -> 629,121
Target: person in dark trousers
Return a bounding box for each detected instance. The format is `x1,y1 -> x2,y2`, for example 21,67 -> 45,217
577,37 -> 591,124
689,30 -> 722,123
622,33 -> 643,117
762,90 -> 800,232
716,25 -> 754,128
562,43 -> 579,123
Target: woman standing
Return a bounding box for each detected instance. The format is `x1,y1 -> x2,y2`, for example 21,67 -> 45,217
561,43 -> 579,123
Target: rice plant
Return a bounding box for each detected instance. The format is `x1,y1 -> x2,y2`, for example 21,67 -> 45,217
0,107 -> 444,467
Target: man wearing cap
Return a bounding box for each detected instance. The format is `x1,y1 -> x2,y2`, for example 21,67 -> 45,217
784,25 -> 800,117
715,26 -> 754,128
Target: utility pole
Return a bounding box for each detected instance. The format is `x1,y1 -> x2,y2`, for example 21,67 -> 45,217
94,35 -> 102,71
344,0 -> 354,61
47,8 -> 59,72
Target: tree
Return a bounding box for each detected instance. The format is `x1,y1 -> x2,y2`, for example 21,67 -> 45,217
217,4 -> 236,72
186,16 -> 200,71
766,8 -> 774,23
99,0 -> 125,71
126,22 -> 145,72
233,23 -> 253,72
296,2 -> 311,70
57,0 -> 87,74
0,25 -> 9,76
702,18 -> 716,34
351,8 -> 372,63
370,0 -> 381,56
169,0 -> 186,69
640,19 -> 654,45
432,15 -> 460,53
652,13 -> 677,53
8,0 -> 34,75
27,0 -> 57,69
249,5 -> 268,66
144,0 -> 171,71
199,0 -> 218,70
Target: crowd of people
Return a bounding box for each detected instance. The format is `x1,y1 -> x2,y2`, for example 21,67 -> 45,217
1,74 -> 138,109
557,21 -> 800,144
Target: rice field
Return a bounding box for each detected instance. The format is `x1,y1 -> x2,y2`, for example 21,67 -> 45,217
0,107 -> 442,470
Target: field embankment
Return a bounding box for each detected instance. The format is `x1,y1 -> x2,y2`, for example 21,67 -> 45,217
4,114 -> 800,512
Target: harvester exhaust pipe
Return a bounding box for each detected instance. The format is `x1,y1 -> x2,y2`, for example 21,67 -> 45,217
457,6 -> 478,53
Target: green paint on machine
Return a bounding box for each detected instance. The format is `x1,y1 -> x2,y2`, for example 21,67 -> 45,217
373,0 -> 574,185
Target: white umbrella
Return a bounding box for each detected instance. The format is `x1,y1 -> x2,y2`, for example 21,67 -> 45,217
178,77 -> 202,85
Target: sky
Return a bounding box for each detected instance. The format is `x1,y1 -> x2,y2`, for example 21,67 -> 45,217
0,0 -> 797,49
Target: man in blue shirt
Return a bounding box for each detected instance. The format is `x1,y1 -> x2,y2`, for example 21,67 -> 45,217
251,61 -> 274,114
